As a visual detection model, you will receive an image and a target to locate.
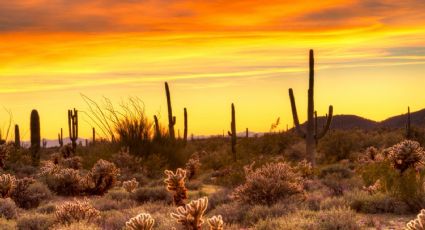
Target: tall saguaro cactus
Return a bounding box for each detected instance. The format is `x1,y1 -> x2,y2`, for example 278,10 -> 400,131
288,49 -> 333,166
58,128 -> 63,147
183,108 -> 188,144
92,127 -> 96,145
406,106 -> 412,139
153,115 -> 161,139
227,103 -> 237,161
14,125 -> 20,148
30,110 -> 41,166
68,108 -> 78,151
165,82 -> 176,139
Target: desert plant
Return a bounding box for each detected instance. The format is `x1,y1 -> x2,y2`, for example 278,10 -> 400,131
55,198 -> 100,225
227,103 -> 237,161
207,215 -> 224,230
39,161 -> 83,196
387,140 -> 425,173
16,213 -> 55,230
184,108 -> 188,144
0,174 -> 16,198
233,162 -> 303,205
122,178 -> 139,193
406,209 -> 425,230
171,197 -> 208,230
30,109 -> 41,166
0,144 -> 14,169
165,82 -> 176,139
68,108 -> 79,152
185,154 -> 201,180
58,128 -> 63,147
0,198 -> 17,219
164,168 -> 188,206
14,125 -> 20,148
125,213 -> 155,230
84,159 -> 119,195
11,178 -> 51,209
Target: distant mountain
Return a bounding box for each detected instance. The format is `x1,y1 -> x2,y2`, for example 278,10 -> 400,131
380,108 -> 425,128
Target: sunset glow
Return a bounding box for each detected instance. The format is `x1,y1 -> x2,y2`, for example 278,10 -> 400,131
1,0 -> 425,140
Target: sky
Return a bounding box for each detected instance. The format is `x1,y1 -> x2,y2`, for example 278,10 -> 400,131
0,0 -> 425,141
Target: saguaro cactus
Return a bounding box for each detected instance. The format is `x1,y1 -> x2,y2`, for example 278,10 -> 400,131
14,125 -> 20,148
42,139 -> 47,148
30,110 -> 40,166
58,128 -> 63,147
406,106 -> 412,139
165,82 -> 176,139
68,108 -> 78,151
184,108 -> 188,144
92,127 -> 96,145
288,49 -> 333,166
153,115 -> 161,139
227,103 -> 237,161
246,128 -> 248,138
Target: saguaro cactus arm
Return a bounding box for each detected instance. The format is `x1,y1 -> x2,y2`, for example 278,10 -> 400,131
183,108 -> 188,143
289,88 -> 306,138
165,82 -> 176,139
316,106 -> 333,140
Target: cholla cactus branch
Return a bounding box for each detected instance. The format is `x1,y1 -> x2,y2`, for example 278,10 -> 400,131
207,215 -> 224,230
406,209 -> 425,230
387,140 -> 425,173
164,168 -> 188,206
55,198 -> 100,225
123,178 -> 139,193
125,213 -> 155,230
171,197 -> 208,230
0,174 -> 16,198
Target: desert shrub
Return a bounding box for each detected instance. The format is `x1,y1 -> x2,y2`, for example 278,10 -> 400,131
16,213 -> 55,230
132,186 -> 172,204
319,197 -> 349,210
244,201 -> 299,225
107,189 -> 131,201
233,162 -> 303,205
39,161 -> 83,196
318,130 -> 365,163
284,141 -> 308,161
207,189 -> 232,211
209,202 -> 250,224
0,217 -> 16,230
84,159 -> 119,195
319,164 -> 354,179
315,207 -> 360,230
123,178 -> 139,193
186,180 -> 202,190
100,210 -> 129,230
171,197 -> 208,230
345,190 -> 409,214
53,222 -> 101,230
0,198 -> 17,219
92,197 -> 136,211
255,215 -> 316,230
36,202 -> 56,214
111,148 -> 142,179
125,213 -> 155,230
60,156 -> 82,170
0,174 -> 16,198
11,178 -> 52,209
0,144 -> 14,169
185,153 -> 201,180
55,198 -> 100,225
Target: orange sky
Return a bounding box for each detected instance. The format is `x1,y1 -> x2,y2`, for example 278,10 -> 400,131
1,0 -> 425,141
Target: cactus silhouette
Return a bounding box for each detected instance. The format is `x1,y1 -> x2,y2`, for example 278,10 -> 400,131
58,128 -> 63,147
227,103 -> 237,161
153,115 -> 161,139
246,128 -> 248,138
68,108 -> 78,151
406,106 -> 412,139
184,108 -> 188,144
165,82 -> 176,139
30,110 -> 40,166
92,127 -> 96,145
14,125 -> 20,148
289,49 -> 333,166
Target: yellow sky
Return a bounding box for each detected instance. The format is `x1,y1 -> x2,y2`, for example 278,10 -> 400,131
0,0 -> 425,140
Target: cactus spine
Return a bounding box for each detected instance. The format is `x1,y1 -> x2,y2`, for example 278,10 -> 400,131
165,82 -> 176,139
184,108 -> 188,144
288,49 -> 333,166
68,108 -> 78,151
58,128 -> 63,147
227,103 -> 237,161
14,125 -> 20,148
406,106 -> 412,139
30,110 -> 40,166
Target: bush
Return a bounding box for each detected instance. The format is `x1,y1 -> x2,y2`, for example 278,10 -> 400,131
319,197 -> 349,210
315,207 -> 360,230
55,198 -> 100,225
92,197 -> 136,211
233,162 -> 303,205
0,174 -> 16,198
0,198 -> 17,219
132,186 -> 172,204
39,161 -> 83,196
84,159 -> 119,195
16,213 -> 55,230
11,178 -> 52,209
345,190 -> 409,214
0,217 -> 16,229
53,222 -> 101,230
209,202 -> 250,225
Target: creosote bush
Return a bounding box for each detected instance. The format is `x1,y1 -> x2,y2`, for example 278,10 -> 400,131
233,162 -> 303,205
125,213 -> 155,230
55,198 -> 100,225
164,168 -> 188,206
171,197 -> 208,230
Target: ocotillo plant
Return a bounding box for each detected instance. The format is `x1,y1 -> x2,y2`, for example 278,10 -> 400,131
58,128 -> 63,147
92,127 -> 96,145
30,110 -> 40,166
68,108 -> 78,151
165,82 -> 176,139
406,106 -> 412,139
14,125 -> 20,148
288,49 -> 333,166
184,108 -> 188,144
227,103 -> 237,161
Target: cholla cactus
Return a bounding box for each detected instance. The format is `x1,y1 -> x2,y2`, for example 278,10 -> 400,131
164,168 -> 188,206
0,143 -> 14,168
123,178 -> 139,193
125,213 -> 155,230
359,146 -> 384,163
363,179 -> 382,195
55,198 -> 100,225
406,209 -> 425,230
207,215 -> 224,230
84,159 -> 119,195
295,159 -> 314,178
0,174 -> 16,198
171,197 -> 208,230
185,154 -> 201,180
387,140 -> 425,173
